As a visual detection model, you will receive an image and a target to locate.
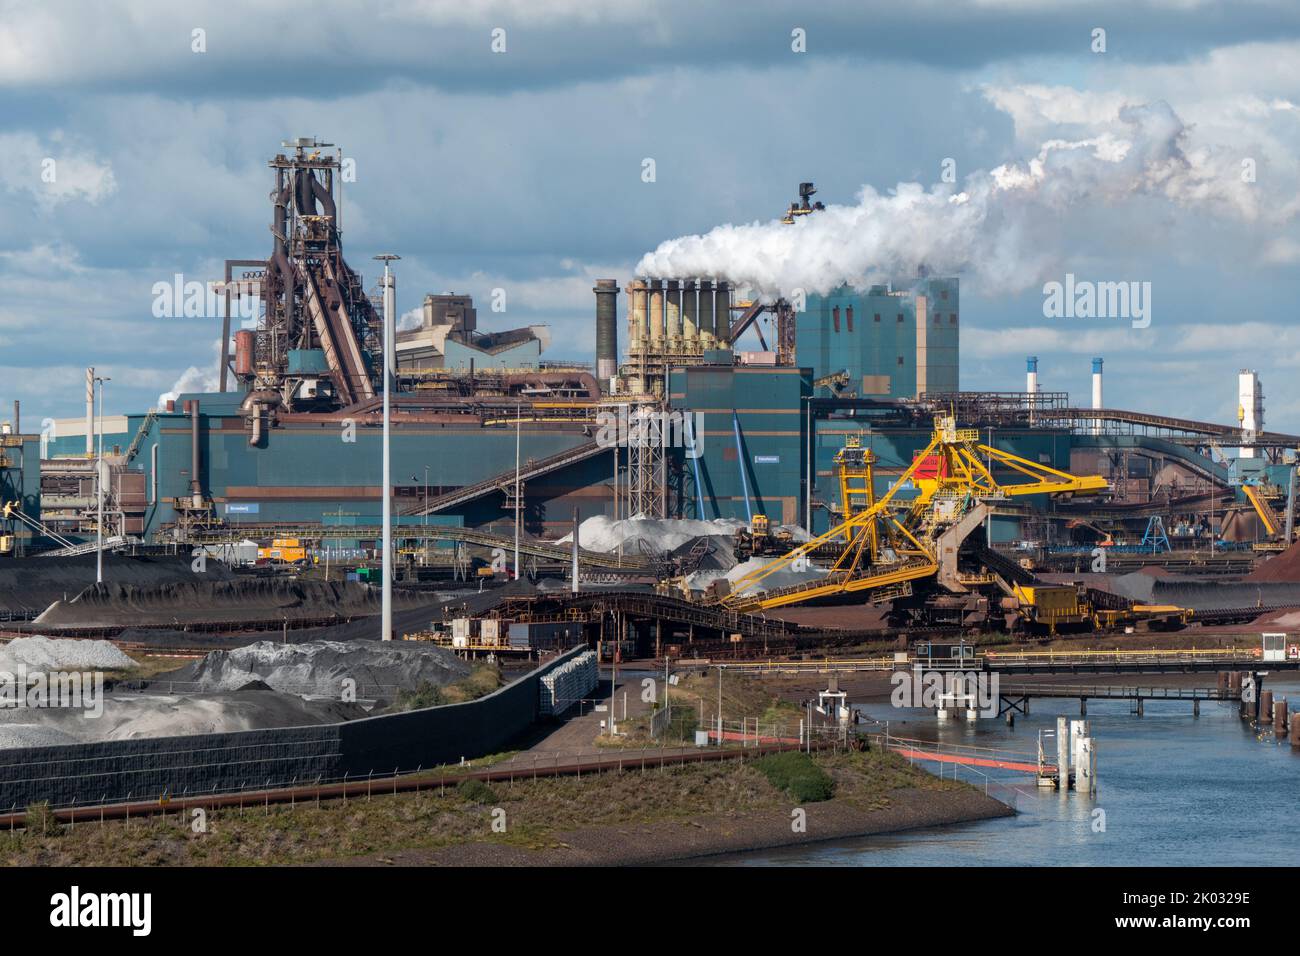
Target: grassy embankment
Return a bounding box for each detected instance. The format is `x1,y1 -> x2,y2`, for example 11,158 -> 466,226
0,747 -> 964,866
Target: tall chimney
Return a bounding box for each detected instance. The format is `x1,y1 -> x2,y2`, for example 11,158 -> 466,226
1090,357 -> 1103,436
1026,356 -> 1038,397
648,278 -> 665,349
85,367 -> 94,456
189,399 -> 202,508
682,279 -> 698,351
715,281 -> 731,346
665,279 -> 682,351
593,280 -> 619,386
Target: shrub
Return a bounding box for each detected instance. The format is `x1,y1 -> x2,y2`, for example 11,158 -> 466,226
456,779 -> 499,805
24,801 -> 56,836
755,751 -> 835,803
391,681 -> 444,711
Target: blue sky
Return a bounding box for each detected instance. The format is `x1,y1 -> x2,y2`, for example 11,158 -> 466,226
1,0 -> 1298,429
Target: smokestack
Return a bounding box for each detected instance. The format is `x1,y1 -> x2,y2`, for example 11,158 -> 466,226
594,280 -> 619,386
681,279 -> 698,350
665,279 -> 682,350
648,278 -> 665,349
85,367 -> 94,457
1025,356 -> 1038,396
1090,357 -> 1103,436
626,279 -> 647,352
188,399 -> 202,508
11,400 -> 18,435
715,281 -> 731,345
697,280 -> 714,350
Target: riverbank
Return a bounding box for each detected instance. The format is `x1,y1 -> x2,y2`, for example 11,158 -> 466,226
0,748 -> 1010,866
338,785 -> 1011,866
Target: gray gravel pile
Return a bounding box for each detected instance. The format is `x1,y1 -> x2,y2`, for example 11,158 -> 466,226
167,639 -> 471,699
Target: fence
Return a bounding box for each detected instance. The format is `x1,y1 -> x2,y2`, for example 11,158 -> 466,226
0,646 -> 590,811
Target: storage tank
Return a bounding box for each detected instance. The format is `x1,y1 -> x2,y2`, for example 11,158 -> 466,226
593,280 -> 619,385
234,330 -> 256,377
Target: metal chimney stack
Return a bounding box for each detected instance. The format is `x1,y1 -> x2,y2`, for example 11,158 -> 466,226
1091,358 -> 1103,436
593,280 -> 619,386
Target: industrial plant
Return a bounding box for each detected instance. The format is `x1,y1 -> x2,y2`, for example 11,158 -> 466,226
1,139 -> 1299,867
3,149 -> 1296,641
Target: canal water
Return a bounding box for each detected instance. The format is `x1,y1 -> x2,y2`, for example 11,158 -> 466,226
710,675 -> 1300,866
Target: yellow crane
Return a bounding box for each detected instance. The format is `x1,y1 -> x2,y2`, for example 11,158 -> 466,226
717,417 -> 1109,612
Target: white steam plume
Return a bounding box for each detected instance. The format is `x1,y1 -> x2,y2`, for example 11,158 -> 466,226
636,95 -> 1290,300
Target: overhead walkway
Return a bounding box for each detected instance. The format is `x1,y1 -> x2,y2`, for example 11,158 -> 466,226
402,439 -> 607,516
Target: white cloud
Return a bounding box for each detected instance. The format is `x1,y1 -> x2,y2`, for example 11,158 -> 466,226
0,132 -> 116,206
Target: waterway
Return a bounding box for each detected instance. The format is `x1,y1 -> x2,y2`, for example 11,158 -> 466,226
710,674 -> 1300,866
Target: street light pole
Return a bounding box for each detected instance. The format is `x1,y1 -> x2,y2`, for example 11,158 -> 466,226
374,254 -> 399,641
513,402 -> 521,579
94,375 -> 110,585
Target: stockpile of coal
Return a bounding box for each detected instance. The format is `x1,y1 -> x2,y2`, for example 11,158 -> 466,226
33,579 -> 430,629
163,639 -> 470,698
103,579 -> 540,649
0,690 -> 369,749
0,553 -> 233,617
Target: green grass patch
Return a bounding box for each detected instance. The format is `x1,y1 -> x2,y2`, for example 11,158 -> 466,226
754,751 -> 835,803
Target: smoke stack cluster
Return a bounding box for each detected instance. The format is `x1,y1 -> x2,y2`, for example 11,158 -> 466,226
624,278 -> 730,352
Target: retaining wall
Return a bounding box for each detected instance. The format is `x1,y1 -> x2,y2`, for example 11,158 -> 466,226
0,646 -> 589,810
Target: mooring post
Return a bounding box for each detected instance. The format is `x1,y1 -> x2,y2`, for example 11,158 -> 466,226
1193,698 -> 1200,718
1056,716 -> 1069,792
1080,697 -> 1087,716
1260,689 -> 1274,729
1274,698 -> 1287,737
